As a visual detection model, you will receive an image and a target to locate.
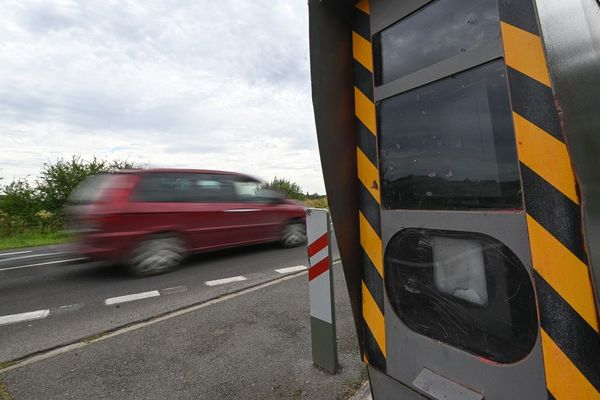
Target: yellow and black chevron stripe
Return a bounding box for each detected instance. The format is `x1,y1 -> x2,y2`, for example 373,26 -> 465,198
352,0 -> 386,372
498,1 -> 600,399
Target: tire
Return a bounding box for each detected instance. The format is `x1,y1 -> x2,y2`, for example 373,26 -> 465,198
127,234 -> 185,277
281,222 -> 307,248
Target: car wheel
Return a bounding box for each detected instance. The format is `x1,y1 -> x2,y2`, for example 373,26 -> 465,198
128,234 -> 185,277
281,222 -> 307,248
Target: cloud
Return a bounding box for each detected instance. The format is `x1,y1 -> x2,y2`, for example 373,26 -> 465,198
0,0 -> 324,193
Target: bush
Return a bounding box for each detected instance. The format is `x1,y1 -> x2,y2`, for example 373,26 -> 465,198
304,197 -> 328,209
37,156 -> 136,216
0,156 -> 136,237
261,177 -> 305,200
0,179 -> 42,226
0,211 -> 27,236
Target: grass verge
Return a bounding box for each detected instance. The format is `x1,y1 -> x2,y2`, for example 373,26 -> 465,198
0,231 -> 72,250
0,381 -> 13,400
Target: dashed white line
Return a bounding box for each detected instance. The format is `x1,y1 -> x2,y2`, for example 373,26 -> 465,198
0,252 -> 70,264
275,265 -> 307,274
0,250 -> 32,257
0,258 -> 87,272
1,271 -> 306,373
105,290 -> 161,306
0,310 -> 50,326
205,276 -> 247,286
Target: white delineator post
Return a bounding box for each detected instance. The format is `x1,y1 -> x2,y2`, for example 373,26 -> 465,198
306,208 -> 338,373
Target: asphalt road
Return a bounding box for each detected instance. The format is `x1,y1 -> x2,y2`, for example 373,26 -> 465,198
0,236 -> 366,399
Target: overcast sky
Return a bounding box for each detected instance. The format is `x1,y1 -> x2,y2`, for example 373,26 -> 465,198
0,0 -> 325,194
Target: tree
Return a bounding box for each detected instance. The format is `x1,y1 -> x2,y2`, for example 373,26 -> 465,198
261,177 -> 305,200
0,156 -> 138,234
37,156 -> 136,215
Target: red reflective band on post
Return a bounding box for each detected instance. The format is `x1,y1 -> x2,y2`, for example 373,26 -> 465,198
308,257 -> 330,281
308,233 -> 328,257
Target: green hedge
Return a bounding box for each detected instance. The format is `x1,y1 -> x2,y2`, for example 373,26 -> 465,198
0,156 -> 135,238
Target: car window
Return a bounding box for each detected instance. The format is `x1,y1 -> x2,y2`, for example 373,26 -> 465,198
132,173 -> 238,203
233,180 -> 276,203
194,174 -> 237,202
132,173 -> 196,202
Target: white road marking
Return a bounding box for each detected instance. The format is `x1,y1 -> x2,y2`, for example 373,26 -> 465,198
105,290 -> 161,306
204,276 -> 247,286
275,265 -> 307,274
0,310 -> 50,326
0,250 -> 32,257
0,270 -> 307,373
0,252 -> 70,264
161,285 -> 188,295
0,262 -> 341,372
0,258 -> 87,272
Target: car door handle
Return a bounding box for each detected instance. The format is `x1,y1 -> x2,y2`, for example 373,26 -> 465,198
223,209 -> 260,212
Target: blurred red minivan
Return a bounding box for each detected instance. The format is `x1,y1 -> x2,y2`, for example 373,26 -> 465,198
66,169 -> 307,276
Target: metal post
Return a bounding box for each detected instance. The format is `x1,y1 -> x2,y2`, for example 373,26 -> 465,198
306,208 -> 338,374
